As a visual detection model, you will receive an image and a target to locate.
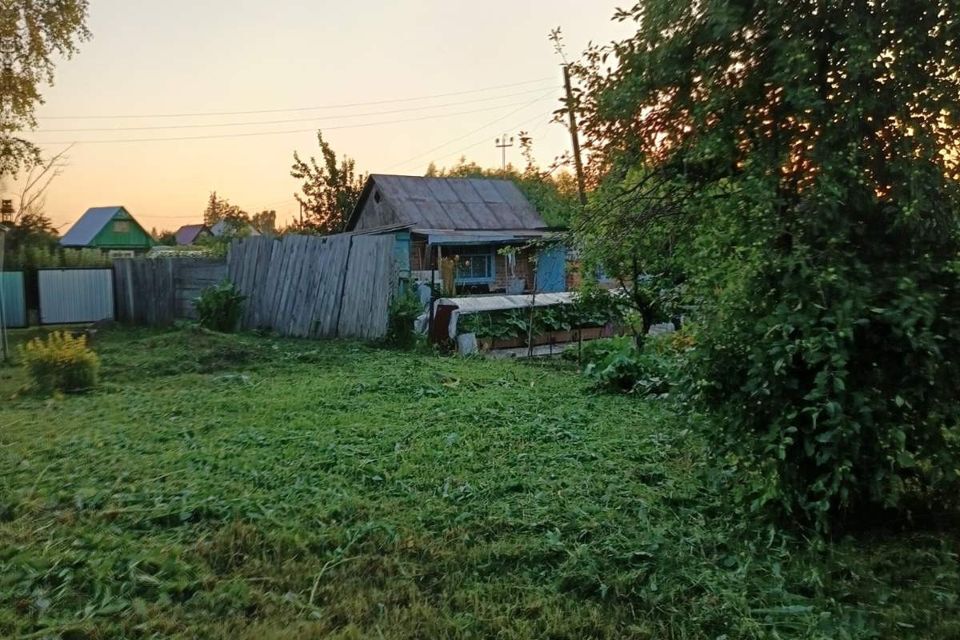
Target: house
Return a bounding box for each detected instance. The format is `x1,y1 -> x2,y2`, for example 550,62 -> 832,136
59,206 -> 154,256
173,224 -> 212,246
210,219 -> 261,238
345,174 -> 569,293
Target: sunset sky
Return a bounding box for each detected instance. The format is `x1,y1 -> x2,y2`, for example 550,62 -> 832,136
6,1 -> 633,234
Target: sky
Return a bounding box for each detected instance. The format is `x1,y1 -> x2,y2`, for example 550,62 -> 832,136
4,0 -> 635,234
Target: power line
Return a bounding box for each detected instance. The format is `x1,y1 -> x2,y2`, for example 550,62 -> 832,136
34,87 -> 554,134
39,78 -> 554,120
426,111 -> 556,168
31,96 -> 556,145
385,95 -> 558,171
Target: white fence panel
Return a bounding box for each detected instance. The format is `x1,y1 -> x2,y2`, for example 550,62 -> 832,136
38,269 -> 115,325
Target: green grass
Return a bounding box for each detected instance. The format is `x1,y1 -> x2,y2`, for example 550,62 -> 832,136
0,327 -> 957,639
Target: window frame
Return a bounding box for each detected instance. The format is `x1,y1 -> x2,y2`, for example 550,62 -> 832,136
451,245 -> 496,285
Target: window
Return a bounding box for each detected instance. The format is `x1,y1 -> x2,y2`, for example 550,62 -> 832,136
453,246 -> 494,283
108,250 -> 134,259
113,220 -> 131,233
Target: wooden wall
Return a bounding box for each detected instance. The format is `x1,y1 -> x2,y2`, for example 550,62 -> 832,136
227,234 -> 396,340
114,258 -> 226,326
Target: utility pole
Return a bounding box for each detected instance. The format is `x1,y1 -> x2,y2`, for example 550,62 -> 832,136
495,134 -> 514,170
562,65 -> 588,207
550,27 -> 588,207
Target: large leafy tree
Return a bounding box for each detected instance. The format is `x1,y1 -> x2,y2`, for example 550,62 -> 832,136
291,131 -> 366,235
203,191 -> 248,228
577,1 -> 960,528
0,1 -> 90,175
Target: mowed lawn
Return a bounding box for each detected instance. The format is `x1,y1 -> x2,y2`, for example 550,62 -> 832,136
1,328 -> 957,639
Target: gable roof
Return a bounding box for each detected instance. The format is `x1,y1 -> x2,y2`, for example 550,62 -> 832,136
210,219 -> 261,237
174,224 -> 209,245
60,206 -> 129,247
347,175 -> 548,232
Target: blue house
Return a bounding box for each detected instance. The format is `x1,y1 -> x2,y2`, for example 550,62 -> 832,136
345,175 -> 567,293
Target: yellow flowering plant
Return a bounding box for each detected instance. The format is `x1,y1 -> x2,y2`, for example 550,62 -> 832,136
18,331 -> 100,393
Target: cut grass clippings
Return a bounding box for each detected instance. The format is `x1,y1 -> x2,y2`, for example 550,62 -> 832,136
0,326 -> 957,639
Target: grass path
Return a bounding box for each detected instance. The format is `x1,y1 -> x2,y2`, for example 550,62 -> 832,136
0,327 -> 957,638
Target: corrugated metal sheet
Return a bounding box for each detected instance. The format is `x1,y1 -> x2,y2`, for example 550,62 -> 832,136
60,206 -> 124,246
0,271 -> 27,328
352,175 -> 549,231
38,269 -> 115,324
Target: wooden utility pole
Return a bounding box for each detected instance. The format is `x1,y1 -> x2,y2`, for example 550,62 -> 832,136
495,134 -> 514,170
562,65 -> 588,207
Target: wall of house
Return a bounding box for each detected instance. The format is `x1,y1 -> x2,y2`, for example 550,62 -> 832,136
353,189 -> 399,230
92,212 -> 153,250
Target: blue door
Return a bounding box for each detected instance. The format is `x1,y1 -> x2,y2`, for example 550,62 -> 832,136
536,245 -> 567,293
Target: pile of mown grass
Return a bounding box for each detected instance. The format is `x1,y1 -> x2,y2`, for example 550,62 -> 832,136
0,327 -> 957,638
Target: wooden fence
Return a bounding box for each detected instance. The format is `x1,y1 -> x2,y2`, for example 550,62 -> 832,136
114,258 -> 227,326
226,233 -> 396,340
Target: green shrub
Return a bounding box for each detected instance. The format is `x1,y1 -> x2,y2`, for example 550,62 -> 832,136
576,336 -> 675,396
195,281 -> 246,333
384,288 -> 423,349
19,331 -> 100,393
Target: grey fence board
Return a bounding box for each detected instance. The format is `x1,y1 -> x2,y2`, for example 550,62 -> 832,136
38,269 -> 115,325
114,258 -> 226,325
227,233 -> 394,339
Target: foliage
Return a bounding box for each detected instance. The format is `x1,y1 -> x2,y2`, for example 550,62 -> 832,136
573,168 -> 692,345
4,245 -> 110,270
1,147 -> 69,254
458,295 -> 624,342
194,281 -> 246,333
203,192 -> 249,229
0,1 -> 90,175
291,130 -> 366,235
250,209 -> 277,235
384,287 -> 423,349
574,335 -> 676,396
1,326 -> 956,638
571,285 -> 629,328
575,0 -> 960,530
17,330 -> 99,393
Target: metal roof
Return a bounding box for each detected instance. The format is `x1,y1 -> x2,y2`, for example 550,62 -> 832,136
174,224 -> 208,245
60,206 -> 128,247
349,175 -> 549,231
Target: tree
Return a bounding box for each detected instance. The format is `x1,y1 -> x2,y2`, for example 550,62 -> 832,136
250,209 -> 276,235
0,146 -> 68,253
574,166 -> 697,345
0,1 -> 90,175
291,130 -> 366,235
203,191 -> 248,228
576,1 -> 960,529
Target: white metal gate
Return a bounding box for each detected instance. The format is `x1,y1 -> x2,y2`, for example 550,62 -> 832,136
38,269 -> 115,325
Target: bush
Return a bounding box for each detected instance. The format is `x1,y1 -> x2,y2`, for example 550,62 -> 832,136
19,331 -> 100,393
195,281 -> 246,333
384,288 -> 423,349
576,336 -> 675,396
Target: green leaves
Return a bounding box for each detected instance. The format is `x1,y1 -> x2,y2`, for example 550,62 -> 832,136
574,0 -> 960,531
